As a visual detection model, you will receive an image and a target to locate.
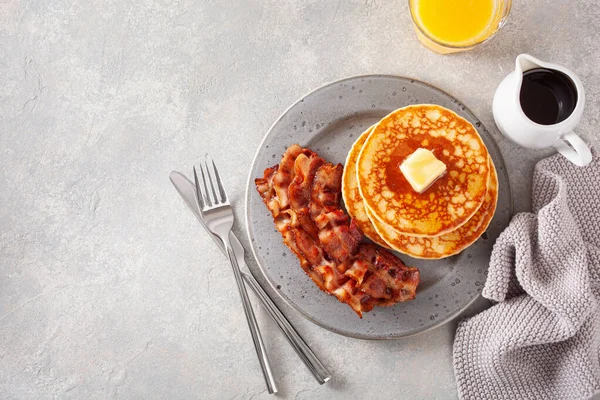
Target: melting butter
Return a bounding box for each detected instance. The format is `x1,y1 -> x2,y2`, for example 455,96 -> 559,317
400,148 -> 446,193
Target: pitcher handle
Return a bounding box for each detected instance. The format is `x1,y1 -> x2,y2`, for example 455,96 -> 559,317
554,132 -> 592,167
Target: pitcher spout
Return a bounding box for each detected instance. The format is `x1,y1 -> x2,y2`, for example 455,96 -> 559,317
515,54 -> 546,74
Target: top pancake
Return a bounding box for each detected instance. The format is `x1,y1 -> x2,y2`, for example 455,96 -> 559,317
357,104 -> 490,237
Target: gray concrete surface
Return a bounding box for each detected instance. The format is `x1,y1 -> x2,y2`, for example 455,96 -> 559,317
1,0 -> 598,399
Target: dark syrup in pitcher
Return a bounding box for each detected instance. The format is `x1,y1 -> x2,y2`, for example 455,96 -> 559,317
519,68 -> 578,125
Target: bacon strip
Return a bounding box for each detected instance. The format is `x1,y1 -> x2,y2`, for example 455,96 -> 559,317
255,145 -> 420,317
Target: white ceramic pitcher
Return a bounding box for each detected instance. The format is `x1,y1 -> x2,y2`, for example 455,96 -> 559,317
493,54 -> 592,166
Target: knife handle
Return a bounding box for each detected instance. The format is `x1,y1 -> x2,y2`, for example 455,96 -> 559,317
240,269 -> 331,384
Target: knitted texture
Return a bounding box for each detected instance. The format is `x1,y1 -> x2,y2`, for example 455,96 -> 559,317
453,150 -> 600,400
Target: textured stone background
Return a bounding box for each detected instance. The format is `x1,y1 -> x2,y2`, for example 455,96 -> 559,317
1,0 -> 598,399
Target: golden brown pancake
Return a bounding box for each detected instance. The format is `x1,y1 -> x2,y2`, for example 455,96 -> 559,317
368,160 -> 498,259
342,126 -> 390,248
357,104 -> 490,237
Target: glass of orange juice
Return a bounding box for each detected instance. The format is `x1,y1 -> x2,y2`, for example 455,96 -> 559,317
409,0 -> 512,54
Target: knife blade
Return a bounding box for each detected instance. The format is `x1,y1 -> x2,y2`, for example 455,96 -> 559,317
169,171 -> 331,384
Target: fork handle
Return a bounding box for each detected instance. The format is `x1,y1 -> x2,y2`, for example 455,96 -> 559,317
224,242 -> 278,394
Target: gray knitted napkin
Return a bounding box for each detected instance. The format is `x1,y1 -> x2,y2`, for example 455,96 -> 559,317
453,150 -> 600,400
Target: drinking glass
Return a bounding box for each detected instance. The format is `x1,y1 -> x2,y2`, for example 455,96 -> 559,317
409,0 -> 512,54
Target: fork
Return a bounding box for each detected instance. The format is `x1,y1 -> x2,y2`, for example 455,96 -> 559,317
194,156 -> 277,394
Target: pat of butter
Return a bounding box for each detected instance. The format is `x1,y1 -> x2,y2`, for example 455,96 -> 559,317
400,148 -> 447,193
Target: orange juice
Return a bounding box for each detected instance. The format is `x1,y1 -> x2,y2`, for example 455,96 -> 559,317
409,0 -> 510,53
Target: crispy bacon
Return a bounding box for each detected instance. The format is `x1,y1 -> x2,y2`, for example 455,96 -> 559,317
356,244 -> 420,305
273,145 -> 305,209
255,144 -> 420,317
310,163 -> 343,220
289,152 -> 325,212
255,166 -> 280,217
316,212 -> 362,263
294,228 -> 324,266
309,163 -> 362,262
256,164 -> 325,289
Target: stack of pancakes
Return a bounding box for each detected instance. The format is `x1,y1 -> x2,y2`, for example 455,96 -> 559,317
342,104 -> 498,259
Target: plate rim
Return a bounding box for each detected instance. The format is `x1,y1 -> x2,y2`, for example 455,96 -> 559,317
244,74 -> 512,340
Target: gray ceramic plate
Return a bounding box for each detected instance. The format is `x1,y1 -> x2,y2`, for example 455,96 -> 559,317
245,75 -> 512,339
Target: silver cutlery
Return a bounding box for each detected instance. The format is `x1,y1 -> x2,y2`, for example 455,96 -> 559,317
169,171 -> 332,385
193,156 -> 277,394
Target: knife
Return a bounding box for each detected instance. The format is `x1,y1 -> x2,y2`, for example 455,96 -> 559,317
169,171 -> 331,385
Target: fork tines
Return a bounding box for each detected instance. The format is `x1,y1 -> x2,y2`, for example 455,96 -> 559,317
193,154 -> 229,209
